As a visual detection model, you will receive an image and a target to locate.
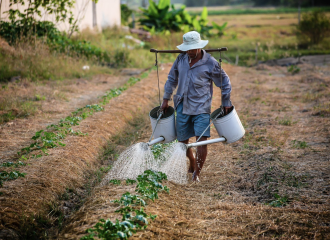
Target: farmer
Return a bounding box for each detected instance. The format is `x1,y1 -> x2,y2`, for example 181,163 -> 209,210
160,31 -> 233,182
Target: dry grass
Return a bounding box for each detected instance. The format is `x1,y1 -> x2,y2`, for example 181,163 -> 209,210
56,63 -> 330,239
0,65 -> 170,238
0,38 -> 109,82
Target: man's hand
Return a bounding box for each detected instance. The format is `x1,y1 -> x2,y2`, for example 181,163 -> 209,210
223,106 -> 233,116
161,99 -> 169,113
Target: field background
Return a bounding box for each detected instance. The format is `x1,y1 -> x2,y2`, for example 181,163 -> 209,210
0,3 -> 330,239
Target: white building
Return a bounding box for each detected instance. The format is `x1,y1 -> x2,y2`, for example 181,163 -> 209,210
0,0 -> 121,32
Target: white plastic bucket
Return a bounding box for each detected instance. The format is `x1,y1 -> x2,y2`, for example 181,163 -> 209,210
149,106 -> 176,143
211,106 -> 245,144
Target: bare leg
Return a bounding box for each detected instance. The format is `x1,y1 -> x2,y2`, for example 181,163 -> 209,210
180,139 -> 195,173
193,136 -> 208,181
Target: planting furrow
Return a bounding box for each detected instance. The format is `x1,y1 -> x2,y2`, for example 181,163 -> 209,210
58,63 -> 330,239
0,74 -> 133,161
0,65 -> 170,238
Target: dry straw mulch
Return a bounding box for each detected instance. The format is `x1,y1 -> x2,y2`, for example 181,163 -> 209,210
0,64 -> 170,236
59,63 -> 330,239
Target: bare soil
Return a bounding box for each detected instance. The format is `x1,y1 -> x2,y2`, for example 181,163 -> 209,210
1,62 -> 329,239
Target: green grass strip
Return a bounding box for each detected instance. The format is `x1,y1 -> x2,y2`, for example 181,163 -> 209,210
17,76 -> 143,160
189,7 -> 330,16
0,69 -> 152,189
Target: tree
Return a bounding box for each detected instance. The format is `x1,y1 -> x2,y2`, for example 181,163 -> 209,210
297,10 -> 330,44
6,0 -> 76,24
2,0 -> 98,40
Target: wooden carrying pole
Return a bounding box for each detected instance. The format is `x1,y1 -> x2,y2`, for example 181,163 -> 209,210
150,48 -> 228,53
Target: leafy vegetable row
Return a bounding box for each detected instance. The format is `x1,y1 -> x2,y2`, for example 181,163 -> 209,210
81,170 -> 169,240
0,76 -> 142,190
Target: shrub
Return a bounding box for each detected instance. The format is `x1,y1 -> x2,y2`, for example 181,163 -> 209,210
0,20 -> 131,70
139,0 -> 226,37
121,4 -> 133,26
297,11 -> 330,45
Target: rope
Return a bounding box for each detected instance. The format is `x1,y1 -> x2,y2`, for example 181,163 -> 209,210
155,52 -> 161,107
219,49 -> 224,117
196,49 -> 224,143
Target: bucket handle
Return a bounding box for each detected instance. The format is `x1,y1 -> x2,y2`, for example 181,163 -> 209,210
195,107 -> 224,143
148,111 -> 163,142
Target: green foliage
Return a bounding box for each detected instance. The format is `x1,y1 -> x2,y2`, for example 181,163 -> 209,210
109,179 -> 121,185
81,170 -> 168,240
9,75 -> 141,188
297,11 -> 330,45
267,193 -> 289,207
139,1 -> 225,37
114,192 -> 146,207
101,77 -> 140,105
190,7 -> 330,16
287,65 -> 300,74
0,20 -> 60,45
17,104 -> 105,157
6,0 -> 75,24
126,179 -> 137,185
291,140 -> 308,149
0,19 -> 130,69
277,116 -> 295,126
121,4 -> 133,26
211,21 -> 227,37
0,170 -> 26,187
150,143 -> 168,159
0,161 -> 26,168
0,160 -> 26,187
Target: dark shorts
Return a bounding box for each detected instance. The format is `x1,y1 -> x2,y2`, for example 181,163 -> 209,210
176,101 -> 210,141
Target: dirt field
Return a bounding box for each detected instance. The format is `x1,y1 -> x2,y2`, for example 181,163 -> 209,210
0,61 -> 329,239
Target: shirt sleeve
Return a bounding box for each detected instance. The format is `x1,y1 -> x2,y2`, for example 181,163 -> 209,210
163,55 -> 180,100
211,62 -> 232,107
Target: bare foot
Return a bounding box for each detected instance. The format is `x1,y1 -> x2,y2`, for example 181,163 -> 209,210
192,171 -> 200,182
188,166 -> 194,173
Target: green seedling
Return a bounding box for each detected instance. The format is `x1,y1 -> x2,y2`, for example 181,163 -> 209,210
0,170 -> 26,187
35,95 -> 46,101
291,140 -> 308,149
114,193 -> 146,207
126,179 -> 136,185
277,116 -> 296,126
10,77 -> 143,189
109,179 -> 121,185
0,161 -> 26,168
267,193 -> 289,207
82,170 -> 168,240
287,65 -> 300,74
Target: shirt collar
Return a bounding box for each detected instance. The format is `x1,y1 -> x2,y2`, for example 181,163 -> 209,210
185,49 -> 210,69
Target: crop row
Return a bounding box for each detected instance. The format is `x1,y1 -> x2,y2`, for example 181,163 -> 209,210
81,170 -> 169,240
0,76 -> 143,191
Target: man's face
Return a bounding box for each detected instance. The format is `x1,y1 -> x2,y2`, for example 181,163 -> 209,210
187,49 -> 200,58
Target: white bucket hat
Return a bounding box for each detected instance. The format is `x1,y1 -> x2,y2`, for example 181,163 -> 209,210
177,31 -> 209,51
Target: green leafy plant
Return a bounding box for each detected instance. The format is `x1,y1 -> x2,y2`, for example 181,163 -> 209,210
291,140 -> 308,149
287,65 -> 300,74
297,10 -> 330,45
109,179 -> 121,185
139,0 -> 223,37
267,193 -> 289,207
81,170 -> 168,240
121,4 -> 133,26
0,161 -> 26,168
126,179 -> 137,185
277,116 -> 295,126
212,21 -> 228,37
0,170 -> 26,187
0,19 -> 129,69
6,76 -> 142,190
